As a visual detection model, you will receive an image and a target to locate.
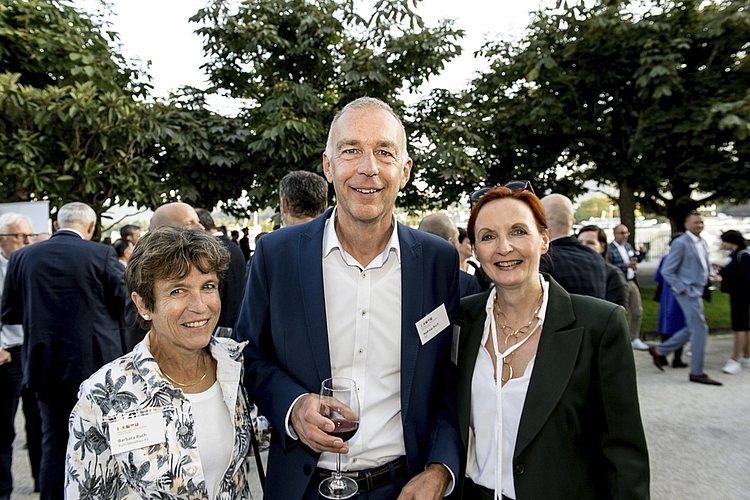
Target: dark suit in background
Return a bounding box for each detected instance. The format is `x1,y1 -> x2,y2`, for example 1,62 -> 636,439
1,229 -> 127,500
455,276 -> 649,499
217,233 -> 246,329
459,271 -> 481,298
540,236 -> 607,299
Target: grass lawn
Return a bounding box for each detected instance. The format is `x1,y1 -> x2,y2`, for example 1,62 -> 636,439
640,286 -> 732,333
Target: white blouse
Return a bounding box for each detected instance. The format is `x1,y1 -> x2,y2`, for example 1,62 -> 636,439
185,381 -> 234,499
466,277 -> 550,499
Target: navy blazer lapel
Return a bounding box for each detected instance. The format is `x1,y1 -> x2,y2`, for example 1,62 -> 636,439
398,224 -> 423,422
515,277 -> 583,456
298,211 -> 333,385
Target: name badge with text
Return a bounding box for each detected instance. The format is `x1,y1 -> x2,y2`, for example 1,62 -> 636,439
109,408 -> 167,455
416,303 -> 450,346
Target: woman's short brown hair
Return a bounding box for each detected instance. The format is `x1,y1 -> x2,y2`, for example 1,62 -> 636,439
467,186 -> 548,246
124,226 -> 230,328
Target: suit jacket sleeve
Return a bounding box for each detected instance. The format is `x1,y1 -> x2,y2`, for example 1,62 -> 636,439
1,253 -> 22,325
595,305 -> 650,498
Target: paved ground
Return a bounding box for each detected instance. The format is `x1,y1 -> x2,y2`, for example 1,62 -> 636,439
9,333 -> 748,499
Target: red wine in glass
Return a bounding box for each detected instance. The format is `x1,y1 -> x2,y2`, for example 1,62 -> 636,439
326,417 -> 359,442
318,377 -> 360,500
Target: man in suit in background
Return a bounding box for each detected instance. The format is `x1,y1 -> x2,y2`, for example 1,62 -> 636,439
540,194 -> 607,299
648,213 -> 723,385
609,224 -> 649,350
279,170 -> 329,227
236,97 -> 461,499
239,227 -> 252,262
195,208 -> 246,333
0,213 -> 38,500
1,202 -> 128,500
418,213 -> 481,298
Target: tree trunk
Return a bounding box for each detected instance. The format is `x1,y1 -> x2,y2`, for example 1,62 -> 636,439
617,180 -> 637,246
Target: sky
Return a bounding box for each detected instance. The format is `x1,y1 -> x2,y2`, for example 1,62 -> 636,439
74,0 -> 554,99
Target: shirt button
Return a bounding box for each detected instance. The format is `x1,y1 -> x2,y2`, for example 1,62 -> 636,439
186,466 -> 197,476
361,310 -> 366,316
178,426 -> 189,436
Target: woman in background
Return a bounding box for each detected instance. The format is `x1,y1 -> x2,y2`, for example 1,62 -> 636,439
714,230 -> 750,374
653,233 -> 687,368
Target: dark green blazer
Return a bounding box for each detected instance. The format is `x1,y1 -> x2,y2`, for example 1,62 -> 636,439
454,275 -> 650,500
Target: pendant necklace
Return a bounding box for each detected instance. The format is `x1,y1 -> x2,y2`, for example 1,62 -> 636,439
493,285 -> 544,383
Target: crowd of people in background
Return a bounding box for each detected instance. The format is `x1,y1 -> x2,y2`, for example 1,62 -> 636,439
1,96 -> 748,500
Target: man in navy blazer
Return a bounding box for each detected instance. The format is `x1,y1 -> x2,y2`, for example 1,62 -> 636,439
235,97 -> 462,499
1,202 -> 128,500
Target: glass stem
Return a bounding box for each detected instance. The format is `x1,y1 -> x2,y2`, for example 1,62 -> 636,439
335,451 -> 342,479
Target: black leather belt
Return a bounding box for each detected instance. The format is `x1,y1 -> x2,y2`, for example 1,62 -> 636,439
313,456 -> 409,494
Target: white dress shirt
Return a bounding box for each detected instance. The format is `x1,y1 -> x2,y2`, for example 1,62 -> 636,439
686,231 -> 709,281
318,209 -> 405,471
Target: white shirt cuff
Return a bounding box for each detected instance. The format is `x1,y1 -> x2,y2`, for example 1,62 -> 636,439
284,393 -> 310,440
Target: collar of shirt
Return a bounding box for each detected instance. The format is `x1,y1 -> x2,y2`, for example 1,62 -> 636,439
686,231 -> 702,245
322,207 -> 401,269
55,227 -> 85,239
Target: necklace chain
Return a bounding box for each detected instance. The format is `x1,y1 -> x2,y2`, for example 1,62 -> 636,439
161,357 -> 209,388
494,286 -> 544,383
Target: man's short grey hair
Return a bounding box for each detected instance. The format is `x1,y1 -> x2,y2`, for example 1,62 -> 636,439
0,212 -> 33,233
324,97 -> 408,159
280,171 -> 329,219
57,202 -> 96,227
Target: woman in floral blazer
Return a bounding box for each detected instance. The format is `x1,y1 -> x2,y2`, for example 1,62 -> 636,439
65,226 -> 270,500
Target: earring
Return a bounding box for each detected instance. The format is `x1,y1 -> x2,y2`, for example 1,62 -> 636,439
142,314 -> 150,320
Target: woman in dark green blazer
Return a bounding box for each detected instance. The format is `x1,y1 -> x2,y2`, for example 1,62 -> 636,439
454,186 -> 649,500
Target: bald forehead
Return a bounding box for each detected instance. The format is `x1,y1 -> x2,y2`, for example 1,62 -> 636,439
151,203 -> 201,229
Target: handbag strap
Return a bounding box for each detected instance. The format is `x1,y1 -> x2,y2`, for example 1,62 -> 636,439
248,413 -> 266,489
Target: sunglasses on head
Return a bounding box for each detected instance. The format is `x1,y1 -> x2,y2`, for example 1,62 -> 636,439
469,180 -> 535,204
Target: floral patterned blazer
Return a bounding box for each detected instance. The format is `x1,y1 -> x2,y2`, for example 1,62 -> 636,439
65,333 -> 270,500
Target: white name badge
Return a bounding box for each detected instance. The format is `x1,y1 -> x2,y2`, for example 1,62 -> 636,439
415,303 -> 450,346
109,409 -> 166,455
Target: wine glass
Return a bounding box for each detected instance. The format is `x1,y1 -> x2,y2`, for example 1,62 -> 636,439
318,377 -> 360,499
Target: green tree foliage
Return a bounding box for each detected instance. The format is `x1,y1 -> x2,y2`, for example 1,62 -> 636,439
190,0 -> 464,213
148,88 -> 256,212
468,0 -> 750,237
0,0 -> 162,222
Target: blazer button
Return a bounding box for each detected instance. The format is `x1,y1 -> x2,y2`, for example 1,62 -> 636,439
303,464 -> 311,476
514,464 -> 525,475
